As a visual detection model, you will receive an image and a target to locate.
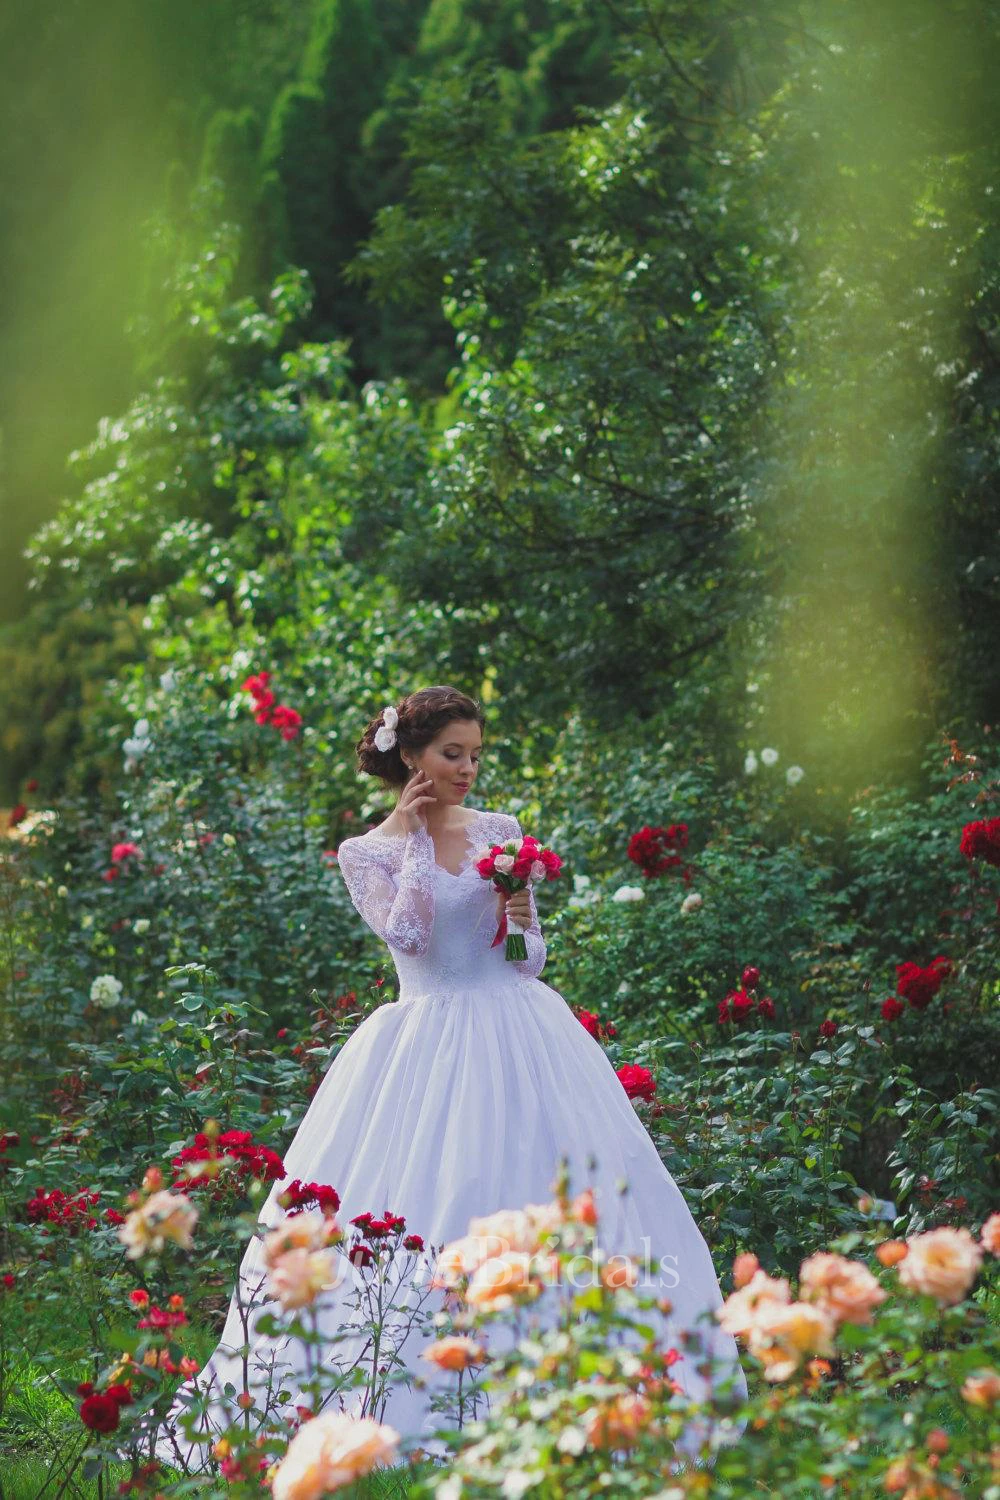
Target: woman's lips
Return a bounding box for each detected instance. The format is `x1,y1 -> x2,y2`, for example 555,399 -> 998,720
455,783 -> 470,790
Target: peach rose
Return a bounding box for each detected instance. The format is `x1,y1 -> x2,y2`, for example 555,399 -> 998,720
732,1251 -> 760,1289
571,1188 -> 599,1226
600,1255 -> 639,1291
798,1251 -> 887,1326
267,1248 -> 342,1312
465,1252 -> 541,1309
877,1240 -> 908,1268
747,1300 -> 836,1383
421,1335 -> 487,1372
715,1267 -> 791,1338
979,1212 -> 1000,1256
896,1226 -> 983,1306
431,1231 -> 511,1288
584,1392 -> 655,1450
272,1412 -> 399,1500
467,1203 -> 564,1254
961,1369 -> 1000,1408
262,1211 -> 337,1269
118,1190 -> 198,1259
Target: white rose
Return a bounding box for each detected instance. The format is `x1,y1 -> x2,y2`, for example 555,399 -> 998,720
373,724 -> 396,752
133,918 -> 151,935
761,747 -> 779,766
90,974 -> 124,1009
744,751 -> 759,775
680,891 -> 703,915
529,860 -> 546,880
494,853 -> 515,874
130,1008 -> 150,1025
572,874 -> 592,893
612,885 -> 646,903
57,885 -> 69,898
786,765 -> 805,786
382,706 -> 398,729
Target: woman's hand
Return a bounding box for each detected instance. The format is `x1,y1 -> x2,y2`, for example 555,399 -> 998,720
496,884 -> 532,929
397,769 -> 437,834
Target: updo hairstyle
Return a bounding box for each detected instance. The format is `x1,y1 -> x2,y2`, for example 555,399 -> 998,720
355,685 -> 486,791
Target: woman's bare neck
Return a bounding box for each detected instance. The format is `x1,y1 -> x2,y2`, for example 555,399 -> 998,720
379,805 -> 478,838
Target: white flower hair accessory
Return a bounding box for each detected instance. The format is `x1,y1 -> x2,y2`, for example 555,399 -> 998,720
373,705 -> 399,753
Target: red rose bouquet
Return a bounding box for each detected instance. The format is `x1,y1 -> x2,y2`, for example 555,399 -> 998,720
476,833 -> 562,961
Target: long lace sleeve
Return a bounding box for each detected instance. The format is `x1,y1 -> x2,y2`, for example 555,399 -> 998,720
504,814 -> 547,979
336,826 -> 437,957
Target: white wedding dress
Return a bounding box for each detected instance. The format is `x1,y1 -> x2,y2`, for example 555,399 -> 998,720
153,808 -> 747,1472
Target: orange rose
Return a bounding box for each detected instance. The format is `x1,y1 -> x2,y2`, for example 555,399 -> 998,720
979,1212 -> 1000,1256
961,1369 -> 1000,1408
897,1227 -> 983,1306
733,1251 -> 760,1289
799,1251 -> 887,1326
421,1336 -> 487,1372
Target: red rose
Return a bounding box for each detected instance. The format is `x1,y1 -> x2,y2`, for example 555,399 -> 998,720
741,965 -> 760,992
576,1010 -> 602,1040
111,841 -> 141,863
757,996 -> 775,1019
819,1019 -> 837,1039
80,1393 -> 122,1432
721,988 -> 755,1022
348,1243 -> 375,1267
271,704 -> 303,741
627,824 -> 689,880
511,856 -> 534,879
7,803 -> 27,828
617,1064 -> 657,1102
880,996 -> 905,1022
895,956 -> 951,1011
403,1234 -> 424,1252
959,816 -> 1000,867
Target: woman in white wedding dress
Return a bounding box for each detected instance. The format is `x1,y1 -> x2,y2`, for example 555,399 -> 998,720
154,685 -> 747,1472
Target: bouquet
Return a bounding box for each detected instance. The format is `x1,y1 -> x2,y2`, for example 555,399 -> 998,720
476,833 -> 562,961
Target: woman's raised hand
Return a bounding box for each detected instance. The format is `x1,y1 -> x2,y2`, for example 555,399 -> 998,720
398,769 -> 438,834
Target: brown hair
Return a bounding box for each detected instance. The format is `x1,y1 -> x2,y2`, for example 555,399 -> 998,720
355,685 -> 486,790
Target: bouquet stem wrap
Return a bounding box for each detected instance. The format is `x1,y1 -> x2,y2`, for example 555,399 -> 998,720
489,873 -> 529,962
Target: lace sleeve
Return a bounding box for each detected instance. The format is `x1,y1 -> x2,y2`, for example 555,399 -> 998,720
505,814 -> 547,979
336,825 -> 437,957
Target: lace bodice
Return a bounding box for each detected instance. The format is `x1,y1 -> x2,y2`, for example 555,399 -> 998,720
335,808 -> 546,991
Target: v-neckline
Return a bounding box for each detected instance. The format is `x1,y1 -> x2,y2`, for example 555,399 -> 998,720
433,809 -> 482,878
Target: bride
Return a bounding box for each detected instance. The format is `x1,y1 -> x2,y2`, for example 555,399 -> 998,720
154,683 -> 747,1470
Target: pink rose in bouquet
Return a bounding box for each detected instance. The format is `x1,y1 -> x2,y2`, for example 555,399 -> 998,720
476,833 -> 562,961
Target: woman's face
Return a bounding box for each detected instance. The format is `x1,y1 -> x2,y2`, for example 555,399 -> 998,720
404,719 -> 483,803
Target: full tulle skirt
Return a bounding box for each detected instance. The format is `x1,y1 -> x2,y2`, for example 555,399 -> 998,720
152,973 -> 748,1473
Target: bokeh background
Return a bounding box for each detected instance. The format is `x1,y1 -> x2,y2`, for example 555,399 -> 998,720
1,0 -> 998,811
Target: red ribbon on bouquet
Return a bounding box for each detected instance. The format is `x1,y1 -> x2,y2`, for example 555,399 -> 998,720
491,909 -> 508,949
